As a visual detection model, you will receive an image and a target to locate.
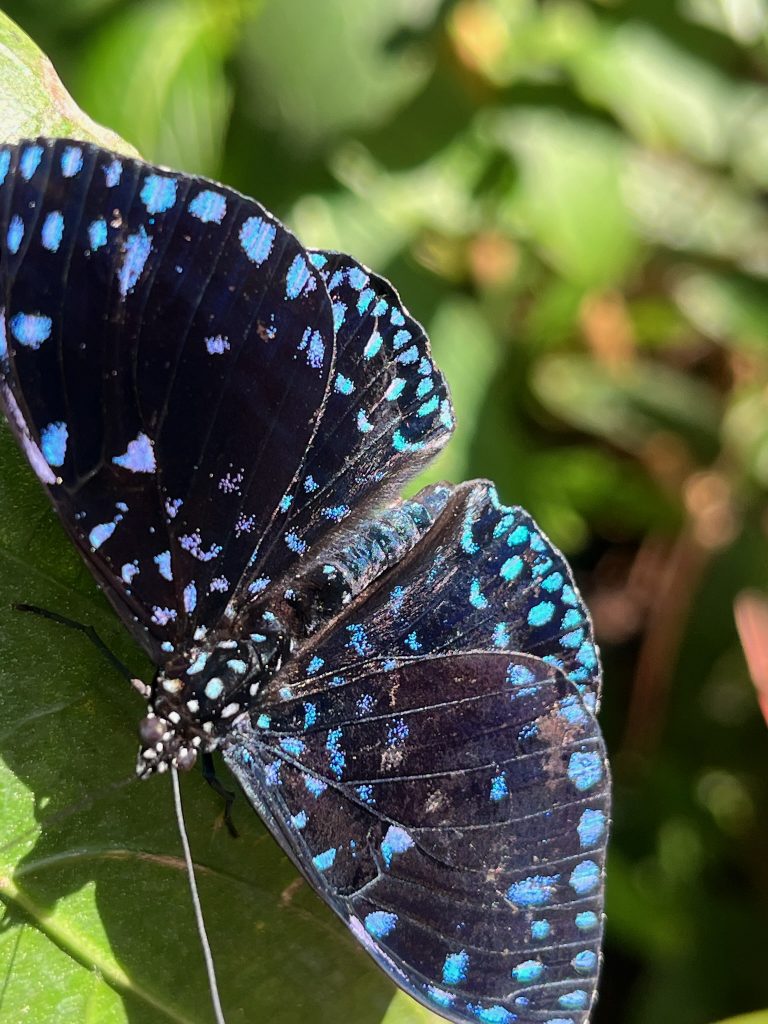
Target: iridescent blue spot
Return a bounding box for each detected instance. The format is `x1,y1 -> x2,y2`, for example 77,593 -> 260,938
577,808 -> 606,848
41,211 -> 64,252
299,326 -> 325,369
307,656 -> 324,675
347,623 -> 372,657
507,874 -> 560,908
154,550 -> 172,581
326,730 -> 346,778
490,773 -> 507,801
558,694 -> 587,726
121,562 -> 139,585
103,159 -> 121,187
312,847 -> 336,871
512,960 -> 543,984
531,557 -> 553,578
183,583 -> 197,613
226,658 -> 247,674
404,631 -> 422,652
118,226 -> 152,296
500,556 -> 523,581
572,950 -> 597,973
364,911 -> 397,939
10,312 -> 52,349
332,302 -> 346,330
559,991 -> 588,1011
392,329 -> 411,350
285,531 -> 306,554
205,678 -> 224,700
88,218 -> 107,250
492,623 -> 510,648
568,751 -> 603,792
468,578 -> 488,609
113,432 -> 155,473
542,571 -> 564,592
577,642 -> 598,669
239,216 -> 276,264
303,703 -> 317,729
335,373 -> 354,395
426,987 -> 455,1008
280,737 -> 306,757
528,601 -> 555,627
7,215 -> 23,254
303,475 -> 319,493
442,950 -> 469,986
561,629 -> 585,649
187,652 -> 209,675
40,421 -> 67,467
356,784 -> 374,804
507,664 -> 536,686
309,252 -> 327,269
256,713 -> 271,730
418,356 -> 431,375
569,860 -> 600,896
416,377 -> 433,398
386,718 -> 409,745
363,331 -> 383,359
575,911 -> 598,931
396,344 -> 419,365
189,190 -> 227,223
291,810 -> 307,829
440,400 -> 454,430
385,378 -> 406,401
531,919 -> 550,940
357,288 -> 375,313
467,1006 -> 513,1024
381,825 -> 413,867
0,149 -> 10,185
390,308 -> 405,326
286,254 -> 312,298
530,532 -> 546,551
20,145 -> 43,181
372,298 -> 388,316
546,1019 -> 576,1024
322,505 -> 350,522
392,430 -> 424,453
357,410 -> 373,433
60,145 -> 83,177
508,525 -> 529,546
89,521 -> 116,549
461,511 -> 479,554
141,174 -> 177,213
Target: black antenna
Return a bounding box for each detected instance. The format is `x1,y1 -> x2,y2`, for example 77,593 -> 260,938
171,766 -> 226,1024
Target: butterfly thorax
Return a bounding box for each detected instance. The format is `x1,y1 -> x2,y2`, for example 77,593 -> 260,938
136,611 -> 290,778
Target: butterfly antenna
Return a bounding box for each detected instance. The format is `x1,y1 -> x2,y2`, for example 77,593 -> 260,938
171,766 -> 227,1024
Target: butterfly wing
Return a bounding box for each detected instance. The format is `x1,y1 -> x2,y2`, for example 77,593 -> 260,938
0,142 -> 454,660
225,651 -> 608,1024
224,480 -> 608,1022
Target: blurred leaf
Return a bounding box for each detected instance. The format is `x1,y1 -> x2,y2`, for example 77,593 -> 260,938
530,353 -> 720,458
490,110 -> 640,287
0,10 -> 135,155
74,0 -> 241,175
238,0 -> 439,148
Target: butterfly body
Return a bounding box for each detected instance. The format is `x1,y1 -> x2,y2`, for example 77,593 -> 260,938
0,137 -> 609,1024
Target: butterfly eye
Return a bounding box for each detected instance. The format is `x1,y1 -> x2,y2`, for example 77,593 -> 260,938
138,714 -> 166,747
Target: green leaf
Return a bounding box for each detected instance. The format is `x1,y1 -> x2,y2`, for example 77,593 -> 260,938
713,1014 -> 768,1024
0,10 -> 136,155
73,0 -> 242,175
489,109 -> 640,287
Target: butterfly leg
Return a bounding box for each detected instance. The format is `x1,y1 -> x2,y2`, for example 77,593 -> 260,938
12,602 -> 136,682
201,751 -> 239,838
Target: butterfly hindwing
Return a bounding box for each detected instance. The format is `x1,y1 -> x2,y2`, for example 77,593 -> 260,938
225,651 -> 608,1024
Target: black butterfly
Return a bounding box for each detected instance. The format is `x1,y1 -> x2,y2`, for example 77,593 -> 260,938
0,138 -> 609,1024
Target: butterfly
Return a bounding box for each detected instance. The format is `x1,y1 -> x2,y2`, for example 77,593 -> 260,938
0,137 -> 609,1024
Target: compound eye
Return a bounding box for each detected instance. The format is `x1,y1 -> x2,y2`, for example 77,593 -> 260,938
139,714 -> 166,747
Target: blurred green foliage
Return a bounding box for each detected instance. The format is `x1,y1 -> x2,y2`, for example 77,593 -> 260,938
1,1 -> 768,1022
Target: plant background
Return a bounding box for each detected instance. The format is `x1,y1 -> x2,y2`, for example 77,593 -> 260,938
1,1 -> 768,1023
